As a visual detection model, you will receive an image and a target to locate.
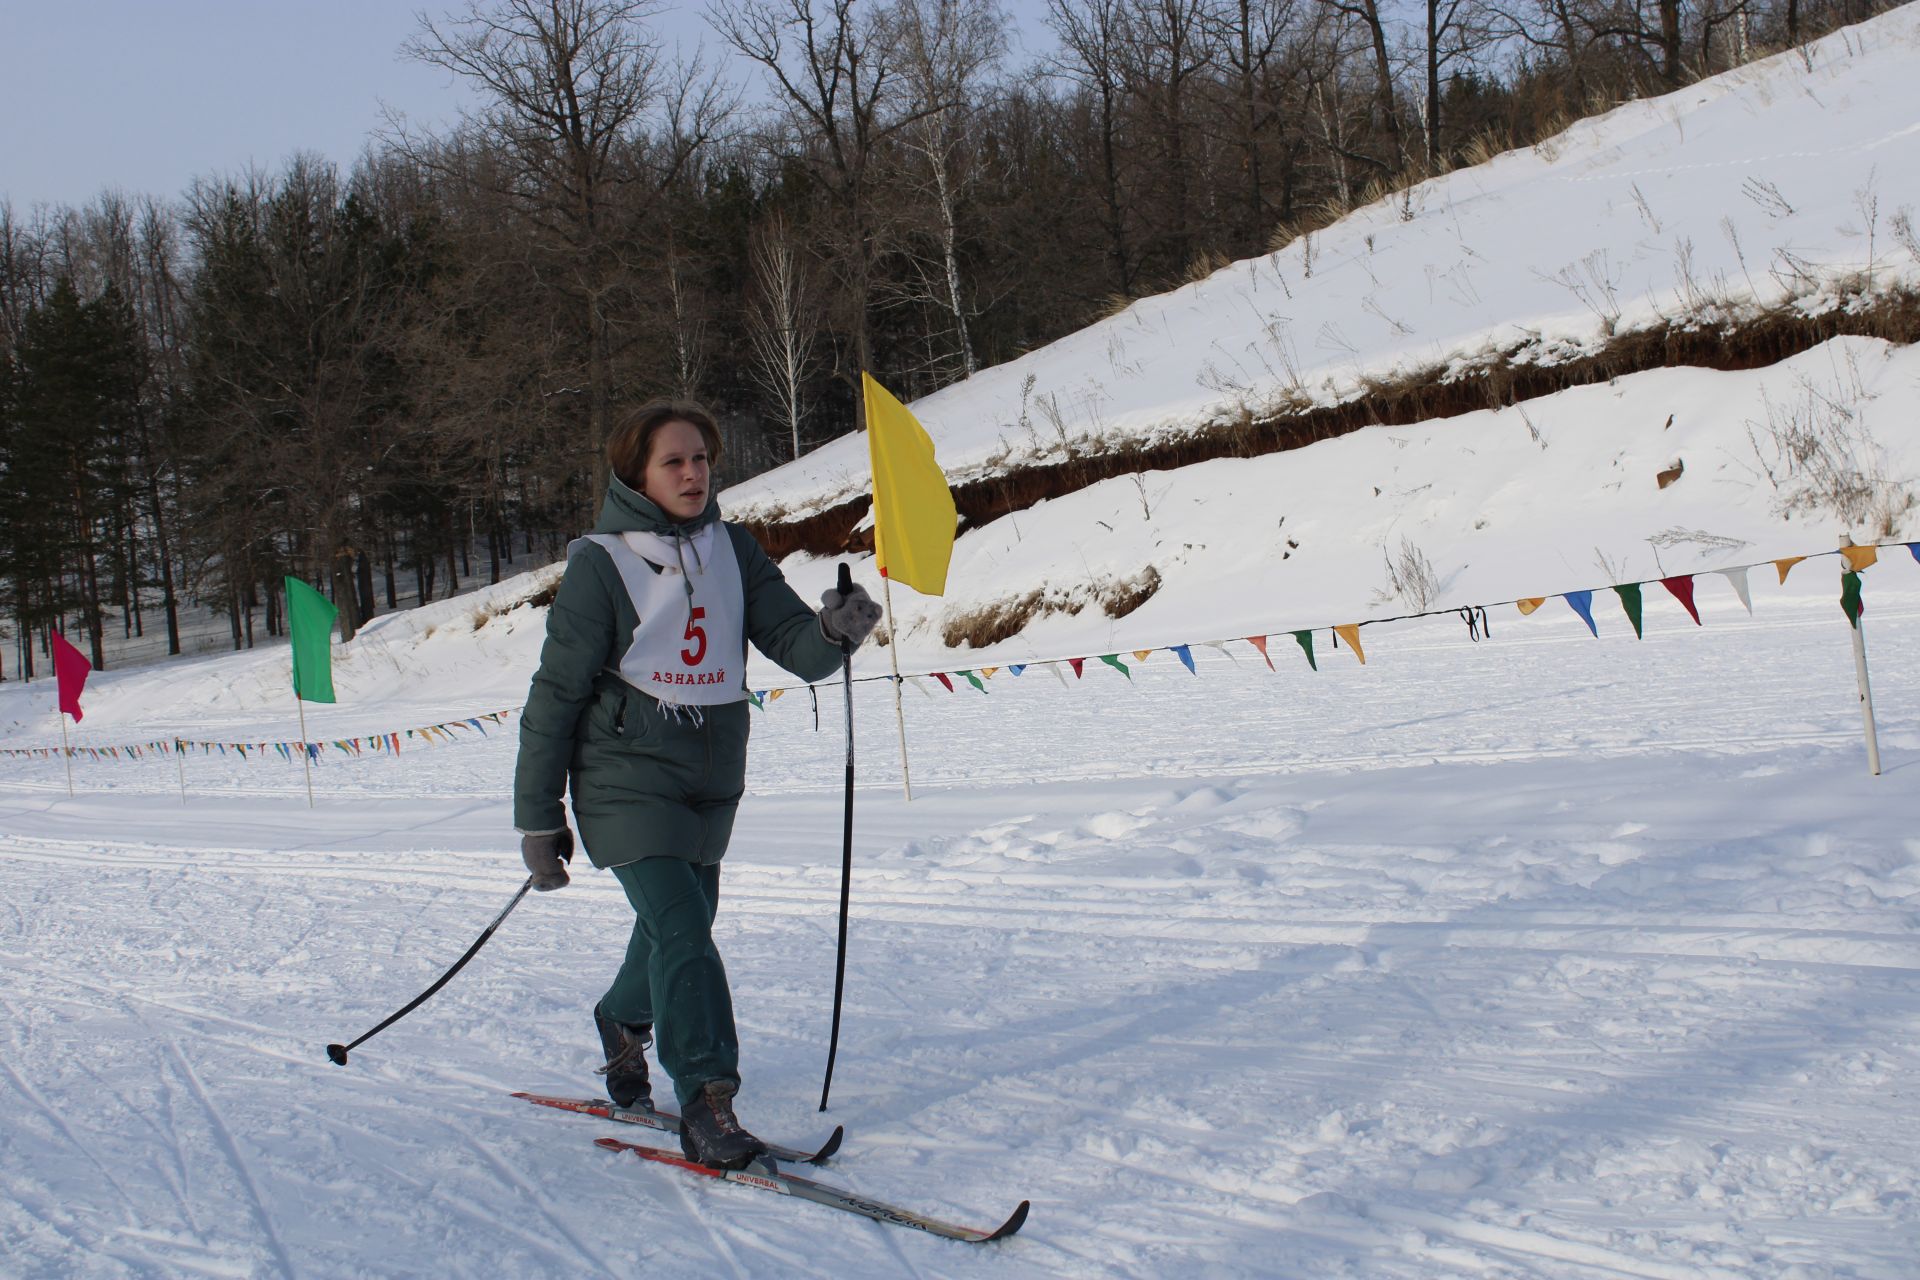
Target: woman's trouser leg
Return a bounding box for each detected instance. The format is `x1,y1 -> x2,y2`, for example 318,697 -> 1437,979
607,858 -> 734,1107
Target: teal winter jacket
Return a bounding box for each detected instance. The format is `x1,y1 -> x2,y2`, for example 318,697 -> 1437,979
512,475 -> 842,868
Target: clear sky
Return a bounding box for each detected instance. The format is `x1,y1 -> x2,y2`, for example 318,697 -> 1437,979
1,0 -> 1058,212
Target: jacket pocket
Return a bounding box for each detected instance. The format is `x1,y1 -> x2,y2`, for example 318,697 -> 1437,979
583,684 -> 656,750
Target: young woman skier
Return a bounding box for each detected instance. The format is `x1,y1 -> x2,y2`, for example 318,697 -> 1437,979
512,400 -> 882,1169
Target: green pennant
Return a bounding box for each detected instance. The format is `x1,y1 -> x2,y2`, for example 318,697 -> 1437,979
1293,630 -> 1317,671
957,669 -> 987,692
1841,570 -> 1863,628
285,576 -> 339,702
1098,654 -> 1132,678
1613,582 -> 1644,638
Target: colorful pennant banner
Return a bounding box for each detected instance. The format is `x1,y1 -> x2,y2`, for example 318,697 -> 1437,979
9,542 -> 1913,760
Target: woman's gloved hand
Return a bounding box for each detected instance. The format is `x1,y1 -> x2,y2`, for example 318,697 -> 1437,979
520,829 -> 574,891
819,583 -> 883,648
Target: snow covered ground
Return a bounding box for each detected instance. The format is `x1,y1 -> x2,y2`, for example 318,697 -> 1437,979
2,566 -> 1917,1277
6,8 -> 1920,1277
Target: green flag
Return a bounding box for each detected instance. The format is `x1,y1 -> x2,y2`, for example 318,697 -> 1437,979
1613,582 -> 1644,638
286,576 -> 338,703
1293,630 -> 1317,671
1841,570 -> 1864,629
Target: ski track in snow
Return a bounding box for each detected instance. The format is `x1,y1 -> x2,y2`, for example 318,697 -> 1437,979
3,580 -> 1918,1277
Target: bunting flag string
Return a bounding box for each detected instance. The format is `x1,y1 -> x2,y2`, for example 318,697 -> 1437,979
0,708 -> 521,763
5,543 -> 1912,760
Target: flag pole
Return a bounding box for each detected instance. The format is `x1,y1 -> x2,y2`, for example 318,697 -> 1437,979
175,737 -> 187,804
879,573 -> 913,802
1840,534 -> 1882,777
59,714 -> 73,797
297,694 -> 315,808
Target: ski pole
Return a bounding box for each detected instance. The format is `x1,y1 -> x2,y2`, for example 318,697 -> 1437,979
326,875 -> 534,1066
820,562 -> 856,1111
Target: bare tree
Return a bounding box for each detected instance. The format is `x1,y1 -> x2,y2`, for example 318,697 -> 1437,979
662,229 -> 709,398
1580,0 -> 1685,89
1114,0 -> 1217,273
1315,0 -> 1403,172
400,0 -> 729,464
1200,0 -> 1301,255
889,0 -> 1010,380
1045,0 -> 1135,294
1422,0 -> 1500,170
710,0 -> 945,387
744,214 -> 823,459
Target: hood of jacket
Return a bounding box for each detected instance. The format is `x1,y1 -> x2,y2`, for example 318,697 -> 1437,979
592,471 -> 722,537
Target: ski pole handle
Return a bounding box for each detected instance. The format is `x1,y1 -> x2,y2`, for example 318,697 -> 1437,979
834,562 -> 854,654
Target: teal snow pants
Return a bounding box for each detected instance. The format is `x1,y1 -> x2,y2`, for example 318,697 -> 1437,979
600,857 -> 739,1108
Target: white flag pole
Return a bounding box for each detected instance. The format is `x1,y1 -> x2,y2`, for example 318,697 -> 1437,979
880,573 -> 914,801
1840,534 -> 1882,777
58,713 -> 73,797
175,737 -> 187,803
297,694 -> 315,808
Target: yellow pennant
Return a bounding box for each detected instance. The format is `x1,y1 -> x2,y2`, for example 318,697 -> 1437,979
768,688 -> 786,703
981,667 -> 998,679
1840,545 -> 1878,572
1516,598 -> 1545,616
1132,649 -> 1153,662
1774,556 -> 1806,584
1333,624 -> 1367,664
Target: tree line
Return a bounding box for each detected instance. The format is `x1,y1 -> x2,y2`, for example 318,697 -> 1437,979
0,0 -> 1887,677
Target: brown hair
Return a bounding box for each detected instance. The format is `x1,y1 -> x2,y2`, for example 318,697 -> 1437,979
606,399 -> 724,490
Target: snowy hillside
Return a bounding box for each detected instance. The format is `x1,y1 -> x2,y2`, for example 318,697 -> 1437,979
728,7 -> 1920,523
3,10 -> 1920,1280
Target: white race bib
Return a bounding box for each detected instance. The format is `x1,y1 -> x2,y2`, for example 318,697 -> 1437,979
574,524 -> 748,705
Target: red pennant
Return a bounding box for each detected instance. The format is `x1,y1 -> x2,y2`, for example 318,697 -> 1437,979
932,672 -> 954,692
1658,575 -> 1701,625
1068,658 -> 1085,678
1246,636 -> 1274,671
51,632 -> 91,721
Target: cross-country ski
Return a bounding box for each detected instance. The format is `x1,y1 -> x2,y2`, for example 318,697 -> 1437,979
513,1091 -> 845,1165
592,1136 -> 1030,1243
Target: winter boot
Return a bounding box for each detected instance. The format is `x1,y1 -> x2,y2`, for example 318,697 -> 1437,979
678,1079 -> 768,1170
593,1001 -> 654,1110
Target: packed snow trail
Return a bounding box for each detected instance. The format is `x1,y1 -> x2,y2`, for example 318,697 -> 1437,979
2,581 -> 1916,1276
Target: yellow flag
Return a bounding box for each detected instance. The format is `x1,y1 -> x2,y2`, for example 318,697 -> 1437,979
1774,556 -> 1806,584
1840,545 -> 1878,572
1516,598 -> 1546,616
863,372 -> 956,596
1334,623 -> 1367,664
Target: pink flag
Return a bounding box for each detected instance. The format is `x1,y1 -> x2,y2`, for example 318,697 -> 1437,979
51,632 -> 91,721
